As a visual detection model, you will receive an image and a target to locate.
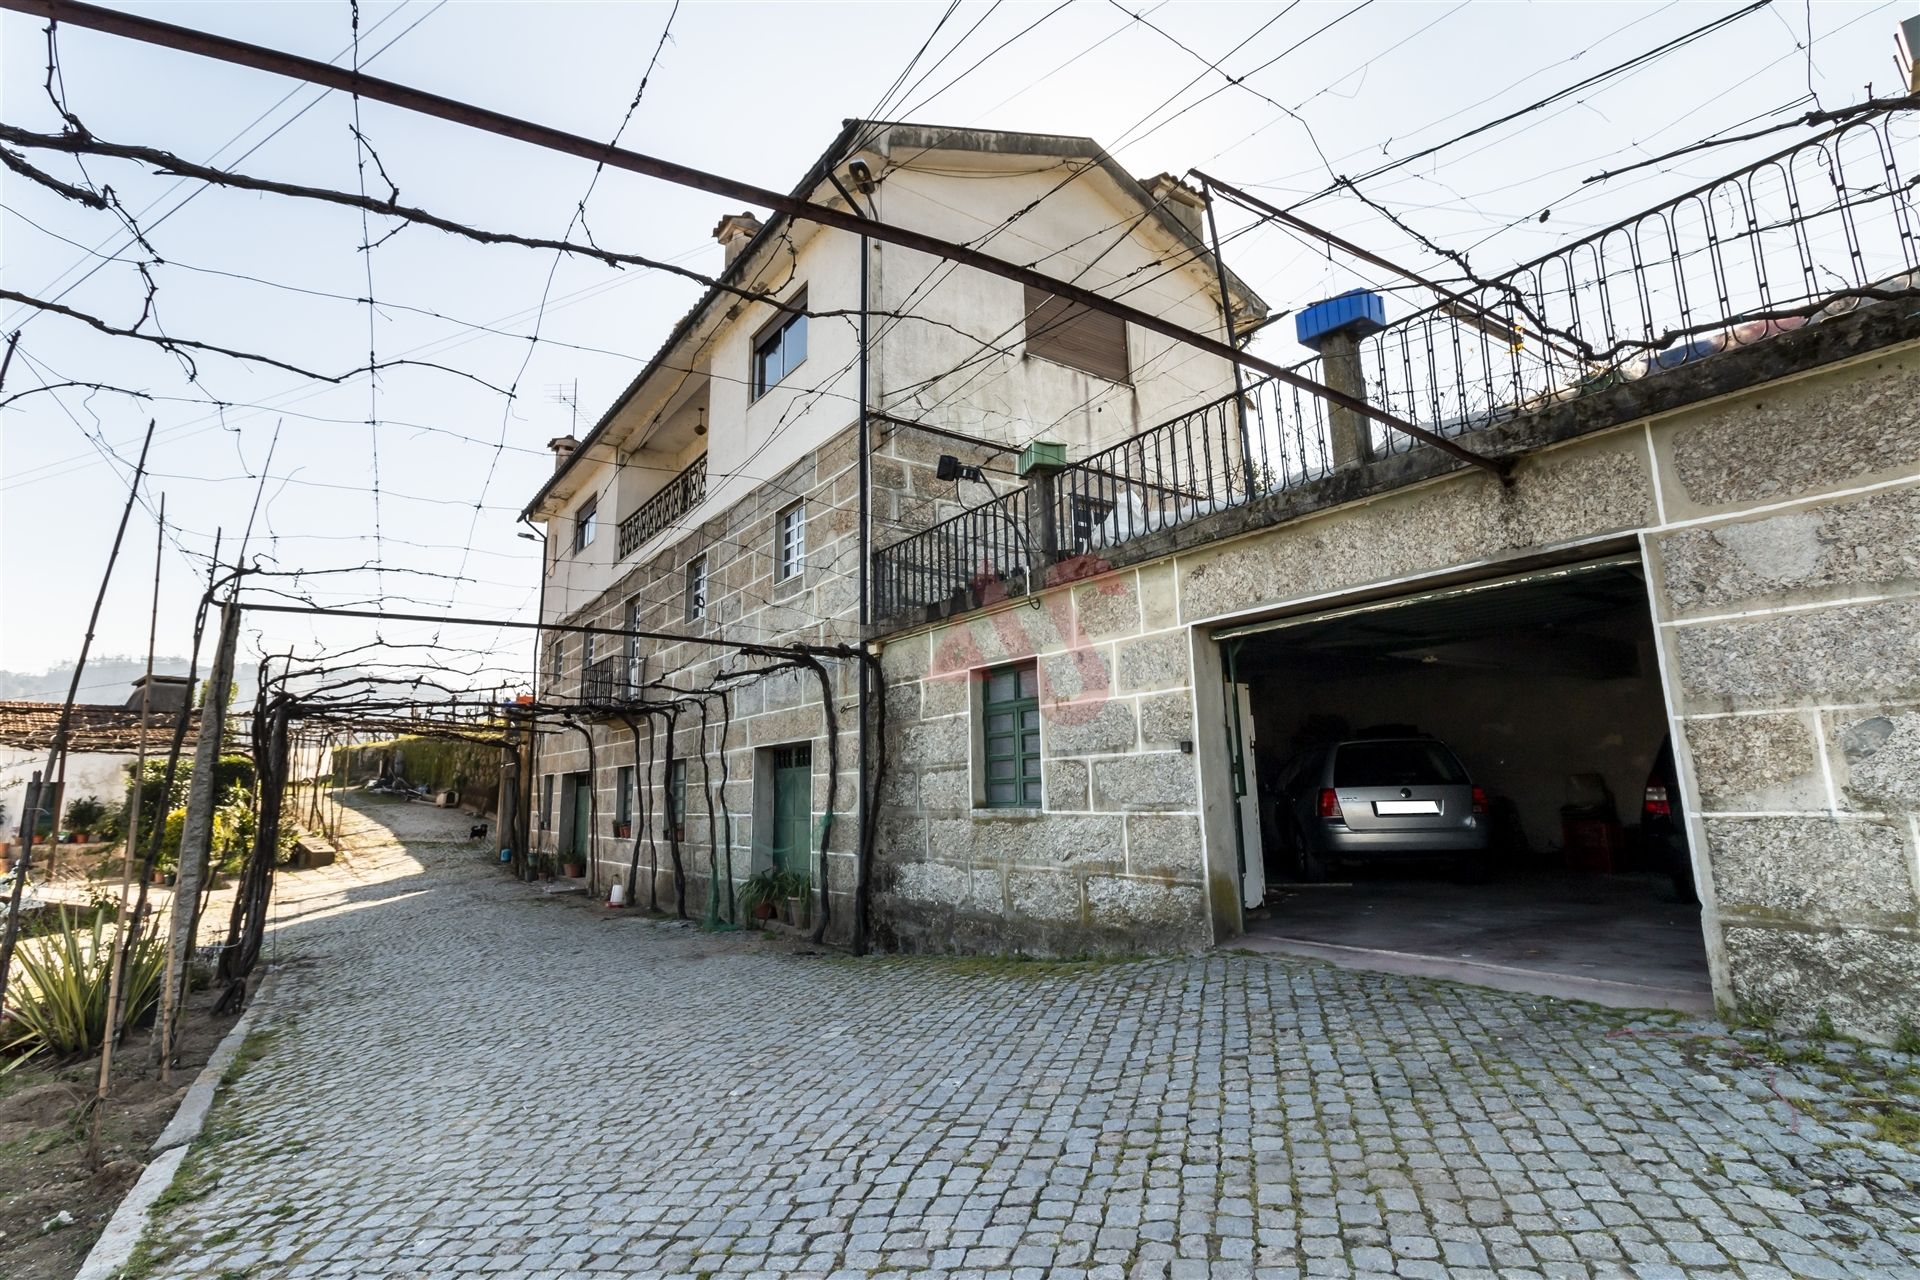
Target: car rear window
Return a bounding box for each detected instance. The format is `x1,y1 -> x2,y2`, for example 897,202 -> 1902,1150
1333,741 -> 1466,787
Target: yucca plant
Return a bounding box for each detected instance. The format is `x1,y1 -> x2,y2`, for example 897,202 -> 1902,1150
3,908 -> 165,1064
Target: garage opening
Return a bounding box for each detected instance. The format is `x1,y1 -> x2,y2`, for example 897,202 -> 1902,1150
1218,555 -> 1711,1011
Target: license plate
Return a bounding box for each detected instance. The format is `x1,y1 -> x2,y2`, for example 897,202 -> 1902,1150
1374,800 -> 1441,815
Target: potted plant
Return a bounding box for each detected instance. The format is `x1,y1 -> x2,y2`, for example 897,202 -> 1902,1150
782,870 -> 811,928
561,852 -> 585,878
64,796 -> 107,845
739,868 -> 783,922
612,820 -> 632,839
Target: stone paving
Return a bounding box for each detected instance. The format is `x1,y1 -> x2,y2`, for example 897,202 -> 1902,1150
135,795 -> 1920,1279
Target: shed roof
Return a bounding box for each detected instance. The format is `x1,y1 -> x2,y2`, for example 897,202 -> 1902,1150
0,700 -> 202,754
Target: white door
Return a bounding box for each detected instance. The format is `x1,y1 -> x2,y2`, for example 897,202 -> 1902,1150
1234,682 -> 1266,910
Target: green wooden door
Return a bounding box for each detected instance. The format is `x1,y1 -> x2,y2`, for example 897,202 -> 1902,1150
770,744 -> 812,877
569,775 -> 591,860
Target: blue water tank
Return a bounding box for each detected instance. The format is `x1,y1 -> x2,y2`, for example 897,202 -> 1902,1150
1295,289 -> 1387,349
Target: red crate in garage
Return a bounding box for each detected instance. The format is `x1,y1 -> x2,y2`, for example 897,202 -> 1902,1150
1562,817 -> 1623,873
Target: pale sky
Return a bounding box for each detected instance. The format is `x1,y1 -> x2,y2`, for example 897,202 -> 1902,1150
1,0 -> 1907,692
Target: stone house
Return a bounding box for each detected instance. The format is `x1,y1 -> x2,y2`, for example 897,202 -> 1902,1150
520,121 -> 1264,925
527,113 -> 1920,1039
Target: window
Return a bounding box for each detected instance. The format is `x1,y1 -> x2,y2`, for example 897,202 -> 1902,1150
981,661 -> 1041,808
752,303 -> 808,399
540,774 -> 554,830
776,502 -> 806,583
624,597 -> 644,695
1333,740 -> 1467,787
616,766 -> 634,827
582,626 -> 596,669
547,639 -> 564,684
668,759 -> 688,840
1023,283 -> 1129,383
684,554 -> 708,621
574,496 -> 598,552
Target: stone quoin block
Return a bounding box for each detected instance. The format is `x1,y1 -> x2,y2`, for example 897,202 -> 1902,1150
1706,816 -> 1917,926
1138,690 -> 1195,748
1722,923 -> 1920,1043
1667,355 -> 1920,509
1672,598 -> 1920,711
1657,482 -> 1920,615
1831,707 -> 1920,812
1680,713 -> 1824,811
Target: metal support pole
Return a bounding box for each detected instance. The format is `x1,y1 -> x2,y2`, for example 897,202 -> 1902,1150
1200,178 -> 1255,500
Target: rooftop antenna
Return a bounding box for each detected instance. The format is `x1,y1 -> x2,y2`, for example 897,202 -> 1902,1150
547,380 -> 580,434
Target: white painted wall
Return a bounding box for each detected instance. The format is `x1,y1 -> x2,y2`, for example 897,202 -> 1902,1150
0,747 -> 130,838
534,137 -> 1246,631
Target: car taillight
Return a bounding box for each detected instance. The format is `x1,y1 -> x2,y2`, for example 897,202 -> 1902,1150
1317,788 -> 1343,820
1471,786 -> 1488,815
1644,785 -> 1671,818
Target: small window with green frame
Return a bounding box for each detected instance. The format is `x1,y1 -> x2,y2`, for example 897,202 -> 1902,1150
980,661 -> 1041,808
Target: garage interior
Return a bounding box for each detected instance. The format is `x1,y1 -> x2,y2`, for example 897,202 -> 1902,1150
1223,556 -> 1713,1011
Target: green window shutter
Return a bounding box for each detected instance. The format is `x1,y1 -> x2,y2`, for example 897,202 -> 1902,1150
981,661 -> 1041,808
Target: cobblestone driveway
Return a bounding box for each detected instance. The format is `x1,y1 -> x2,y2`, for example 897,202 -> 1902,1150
138,798 -> 1920,1279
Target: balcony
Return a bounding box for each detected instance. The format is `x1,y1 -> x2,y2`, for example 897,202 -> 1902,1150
873,105 -> 1920,627
581,656 -> 630,704
618,453 -> 707,560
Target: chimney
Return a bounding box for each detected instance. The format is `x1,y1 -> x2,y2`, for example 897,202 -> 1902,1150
126,673 -> 194,718
547,435 -> 579,473
713,212 -> 764,269
1144,174 -> 1206,241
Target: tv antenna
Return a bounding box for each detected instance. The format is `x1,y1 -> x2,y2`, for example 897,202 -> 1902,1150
547,380 -> 580,434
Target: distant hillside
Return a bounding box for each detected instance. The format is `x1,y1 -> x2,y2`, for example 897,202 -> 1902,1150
0,657 -> 260,707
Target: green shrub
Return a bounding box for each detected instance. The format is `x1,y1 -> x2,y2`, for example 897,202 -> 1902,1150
3,908 -> 165,1063
738,869 -> 784,915
63,795 -> 108,833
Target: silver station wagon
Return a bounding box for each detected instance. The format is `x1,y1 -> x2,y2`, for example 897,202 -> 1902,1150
1271,734 -> 1489,880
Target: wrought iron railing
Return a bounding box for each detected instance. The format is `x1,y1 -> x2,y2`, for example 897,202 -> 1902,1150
871,106 -> 1920,626
582,656 -> 629,704
1355,107 -> 1919,454
1049,375 -> 1330,552
618,453 -> 707,560
872,487 -> 1028,621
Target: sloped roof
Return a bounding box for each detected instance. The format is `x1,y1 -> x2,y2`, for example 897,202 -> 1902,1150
522,118 -> 1268,520
0,700 -> 202,754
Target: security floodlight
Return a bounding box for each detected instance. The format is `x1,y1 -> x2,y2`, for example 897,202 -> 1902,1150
936,453 -> 986,484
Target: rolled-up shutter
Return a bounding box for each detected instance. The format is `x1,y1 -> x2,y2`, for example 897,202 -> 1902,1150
1024,284 -> 1130,383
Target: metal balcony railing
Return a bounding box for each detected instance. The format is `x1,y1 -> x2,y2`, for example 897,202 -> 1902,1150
872,487 -> 1029,622
870,106 -> 1920,627
618,453 -> 707,560
581,656 -> 629,704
